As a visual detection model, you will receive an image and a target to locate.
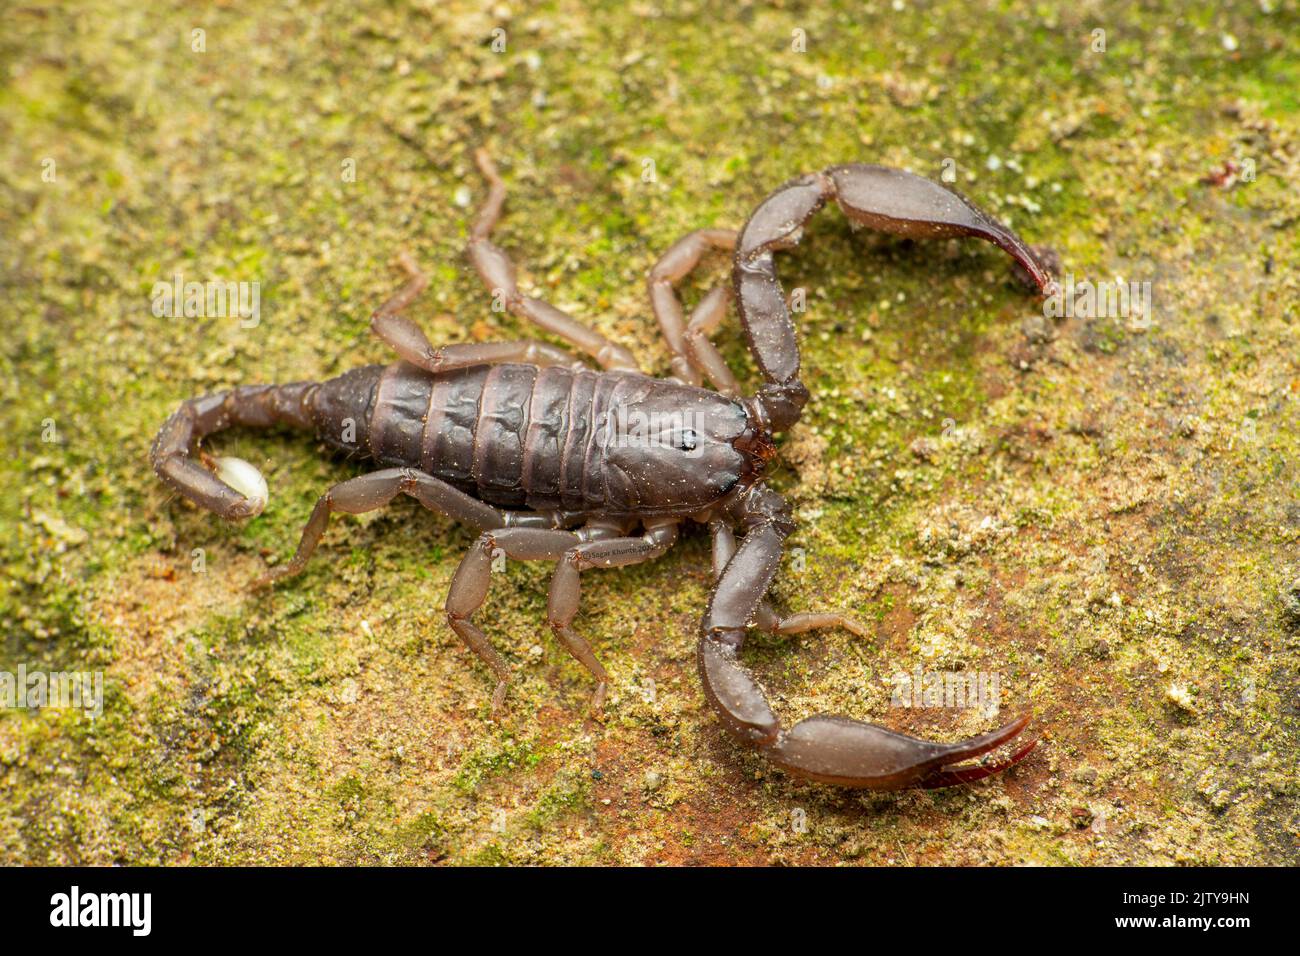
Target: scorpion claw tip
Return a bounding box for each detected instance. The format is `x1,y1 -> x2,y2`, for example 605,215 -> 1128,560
917,715 -> 1038,789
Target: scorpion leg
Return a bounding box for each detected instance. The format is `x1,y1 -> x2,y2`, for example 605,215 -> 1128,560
370,252 -> 588,373
379,332 -> 589,374
254,468 -> 585,714
647,229 -> 737,385
253,467 -> 549,588
447,527 -> 587,715
708,520 -> 868,637
733,164 -> 1061,431
700,487 -> 1034,789
546,518 -> 680,711
683,285 -> 743,397
468,149 -> 640,372
445,521 -> 635,714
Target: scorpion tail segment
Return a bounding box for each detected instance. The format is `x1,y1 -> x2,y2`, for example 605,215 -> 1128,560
150,382 -> 318,520
732,164 -> 1060,431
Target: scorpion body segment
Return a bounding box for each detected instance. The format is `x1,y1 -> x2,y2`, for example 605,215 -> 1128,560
152,151 -> 1059,791
155,362 -> 756,517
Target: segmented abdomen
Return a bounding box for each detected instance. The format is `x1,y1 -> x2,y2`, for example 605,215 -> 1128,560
331,361 -> 634,512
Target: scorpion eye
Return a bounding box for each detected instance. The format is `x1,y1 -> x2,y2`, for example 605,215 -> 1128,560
678,429 -> 698,452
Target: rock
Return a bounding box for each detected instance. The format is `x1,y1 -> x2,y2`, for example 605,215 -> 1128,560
1165,683 -> 1198,715
1281,577 -> 1300,627
32,510 -> 89,546
1086,638 -> 1111,659
1020,313 -> 1054,344
909,436 -> 939,462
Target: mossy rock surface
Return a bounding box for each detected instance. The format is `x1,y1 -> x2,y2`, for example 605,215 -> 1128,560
1,1 -> 1297,864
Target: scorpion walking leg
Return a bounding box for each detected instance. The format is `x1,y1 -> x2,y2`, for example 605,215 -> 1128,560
468,149 -> 639,372
253,467 -> 531,588
546,519 -> 680,711
370,252 -> 588,373
647,229 -> 737,385
445,521 -> 633,714
700,487 -> 1034,789
683,285 -> 743,397
446,527 -> 585,715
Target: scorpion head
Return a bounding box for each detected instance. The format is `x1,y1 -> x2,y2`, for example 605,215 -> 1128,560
733,403 -> 778,488
602,381 -> 754,513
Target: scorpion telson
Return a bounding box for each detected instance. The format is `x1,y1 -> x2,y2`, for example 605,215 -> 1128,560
152,150 -> 1059,790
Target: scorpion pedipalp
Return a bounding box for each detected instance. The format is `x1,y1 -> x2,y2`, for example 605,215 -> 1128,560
762,711 -> 1036,790
684,163 -> 1056,789
731,163 -> 1061,432
699,476 -> 1037,791
701,620 -> 1035,790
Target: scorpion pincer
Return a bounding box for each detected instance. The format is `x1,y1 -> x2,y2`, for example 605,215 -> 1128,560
152,150 -> 1059,791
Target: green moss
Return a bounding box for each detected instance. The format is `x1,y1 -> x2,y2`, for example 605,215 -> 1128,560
452,735 -> 544,794
522,773 -> 593,831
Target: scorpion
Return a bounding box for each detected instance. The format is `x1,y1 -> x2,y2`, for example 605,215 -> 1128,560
152,151 -> 1060,790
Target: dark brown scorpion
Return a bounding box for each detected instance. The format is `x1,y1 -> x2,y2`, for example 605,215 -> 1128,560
152,151 -> 1060,790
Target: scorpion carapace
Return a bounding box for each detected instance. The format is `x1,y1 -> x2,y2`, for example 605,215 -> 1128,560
152,150 -> 1058,791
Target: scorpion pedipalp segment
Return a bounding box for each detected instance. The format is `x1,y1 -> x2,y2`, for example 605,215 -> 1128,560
915,735 -> 1039,790
731,164 -> 1060,431
699,639 -> 1037,790
700,486 -> 1035,790
826,164 -> 1060,296
763,711 -> 1035,790
698,637 -> 781,744
699,631 -> 1036,790
702,634 -> 1034,785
